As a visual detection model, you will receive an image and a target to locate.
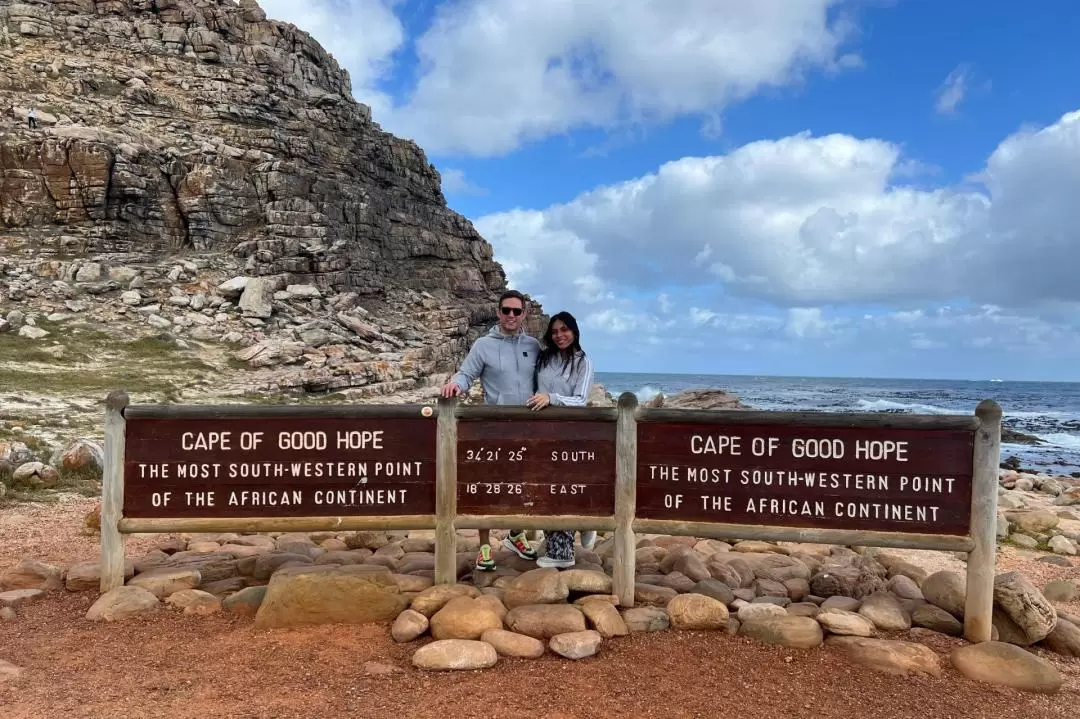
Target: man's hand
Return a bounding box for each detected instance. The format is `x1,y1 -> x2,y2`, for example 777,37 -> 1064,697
441,382 -> 463,398
527,392 -> 550,411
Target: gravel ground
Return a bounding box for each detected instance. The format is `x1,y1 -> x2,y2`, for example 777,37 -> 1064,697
1,496 -> 1079,718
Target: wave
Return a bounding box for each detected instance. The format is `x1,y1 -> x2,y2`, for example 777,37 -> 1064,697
635,385 -> 663,402
855,399 -> 954,415
1034,433 -> 1080,450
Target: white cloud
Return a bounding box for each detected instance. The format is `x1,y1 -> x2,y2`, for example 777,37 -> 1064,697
473,109 -> 1080,366
439,168 -> 487,196
935,63 -> 972,115
477,110 -> 1080,311
284,0 -> 859,156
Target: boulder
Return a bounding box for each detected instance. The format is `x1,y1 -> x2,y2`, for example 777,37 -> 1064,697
858,592 -> 911,631
411,640 -> 498,671
666,593 -> 729,630
620,607 -> 669,633
911,603 -> 963,636
164,589 -> 222,616
481,628 -> 545,658
391,609 -> 429,643
429,596 -> 504,640
253,565 -> 407,628
993,571 -> 1056,645
1041,617 -> 1080,657
503,568 -> 568,608
549,630 -> 602,659
0,559 -> 63,592
816,608 -> 875,637
738,615 -> 823,649
921,571 -> 966,619
126,568 -> 201,599
950,642 -> 1063,694
504,604 -> 586,639
826,636 -> 943,677
410,584 -> 481,617
580,601 -> 629,638
85,586 -> 161,621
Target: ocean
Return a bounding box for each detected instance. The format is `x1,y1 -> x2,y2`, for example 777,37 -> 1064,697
595,372 -> 1080,475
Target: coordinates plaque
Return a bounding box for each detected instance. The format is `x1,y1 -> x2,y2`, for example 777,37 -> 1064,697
456,420 -> 615,516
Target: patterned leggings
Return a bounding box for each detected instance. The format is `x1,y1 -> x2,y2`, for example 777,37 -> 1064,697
545,530 -> 575,560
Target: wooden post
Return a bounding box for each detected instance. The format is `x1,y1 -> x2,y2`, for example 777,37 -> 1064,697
434,396 -> 459,585
964,399 -> 1001,643
100,390 -> 129,593
613,391 -> 638,607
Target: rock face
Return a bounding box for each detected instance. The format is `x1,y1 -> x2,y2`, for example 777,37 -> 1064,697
0,0 -> 537,396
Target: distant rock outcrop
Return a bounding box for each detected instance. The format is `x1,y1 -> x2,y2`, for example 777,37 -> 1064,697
0,0 -> 541,397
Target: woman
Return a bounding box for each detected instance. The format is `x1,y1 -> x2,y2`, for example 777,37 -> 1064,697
526,312 -> 596,568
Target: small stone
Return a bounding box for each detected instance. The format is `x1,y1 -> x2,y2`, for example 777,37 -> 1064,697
921,571 -> 965,619
222,586 -> 266,616
737,603 -> 787,623
391,609 -> 429,642
620,607 -> 669,633
1048,535 -> 1077,555
858,592 -> 911,631
691,578 -> 734,605
911,603 -> 963,636
0,588 -> 46,608
1043,580 -> 1077,602
165,589 -> 222,615
86,586 -> 161,621
817,608 -> 876,637
580,600 -> 629,638
549,630 -> 602,659
481,628 -> 545,658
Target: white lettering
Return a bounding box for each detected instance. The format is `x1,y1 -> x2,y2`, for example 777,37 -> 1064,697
180,431 -> 232,451
690,434 -> 742,455
336,430 -> 384,450
855,439 -> 909,461
277,431 -> 327,451
791,437 -> 845,459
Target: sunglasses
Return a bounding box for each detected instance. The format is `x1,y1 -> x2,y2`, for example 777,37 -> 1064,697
500,306 -> 523,316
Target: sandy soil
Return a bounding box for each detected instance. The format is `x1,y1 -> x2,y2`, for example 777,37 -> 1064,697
1,496 -> 1079,719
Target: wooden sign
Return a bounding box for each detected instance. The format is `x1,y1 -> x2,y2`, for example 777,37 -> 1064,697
636,422 -> 974,535
456,420 -> 616,516
123,417 -> 437,518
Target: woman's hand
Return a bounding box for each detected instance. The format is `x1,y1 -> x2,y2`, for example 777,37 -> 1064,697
527,392 -> 551,411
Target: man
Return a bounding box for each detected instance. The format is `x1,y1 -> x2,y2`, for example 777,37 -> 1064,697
27,107 -> 36,129
441,289 -> 541,571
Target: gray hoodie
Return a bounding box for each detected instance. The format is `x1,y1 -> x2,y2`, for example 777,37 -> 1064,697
535,351 -> 594,406
451,325 -> 541,405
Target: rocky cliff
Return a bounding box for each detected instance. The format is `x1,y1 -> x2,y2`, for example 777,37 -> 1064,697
0,0 -> 538,406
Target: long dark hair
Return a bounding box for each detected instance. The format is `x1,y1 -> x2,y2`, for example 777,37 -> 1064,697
535,312 -> 585,389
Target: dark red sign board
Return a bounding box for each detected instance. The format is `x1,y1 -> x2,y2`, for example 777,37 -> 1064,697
637,422 -> 974,535
123,417 -> 436,517
456,420 -> 616,516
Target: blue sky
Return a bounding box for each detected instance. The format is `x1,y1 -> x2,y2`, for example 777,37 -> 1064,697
261,0 -> 1080,381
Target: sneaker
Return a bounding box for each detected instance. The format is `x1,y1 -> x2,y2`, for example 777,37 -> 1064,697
536,555 -> 575,569
580,531 -> 597,549
501,531 -> 538,560
475,543 -> 496,571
